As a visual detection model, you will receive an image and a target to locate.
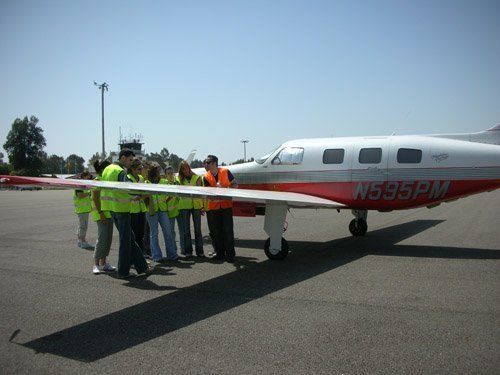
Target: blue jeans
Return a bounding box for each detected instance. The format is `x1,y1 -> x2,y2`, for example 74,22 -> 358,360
146,211 -> 177,260
112,212 -> 148,277
180,209 -> 204,256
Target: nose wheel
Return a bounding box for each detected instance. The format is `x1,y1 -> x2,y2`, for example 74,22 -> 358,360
264,237 -> 289,260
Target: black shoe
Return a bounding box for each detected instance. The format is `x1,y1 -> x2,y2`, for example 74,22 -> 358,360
211,255 -> 224,261
117,273 -> 135,279
137,266 -> 154,276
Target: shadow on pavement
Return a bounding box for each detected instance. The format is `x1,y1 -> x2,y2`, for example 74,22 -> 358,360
21,219 -> 499,362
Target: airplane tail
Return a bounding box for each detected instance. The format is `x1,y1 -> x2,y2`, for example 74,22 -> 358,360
186,149 -> 197,165
429,124 -> 500,145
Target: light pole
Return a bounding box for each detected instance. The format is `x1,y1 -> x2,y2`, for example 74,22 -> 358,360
94,81 -> 109,160
241,140 -> 249,162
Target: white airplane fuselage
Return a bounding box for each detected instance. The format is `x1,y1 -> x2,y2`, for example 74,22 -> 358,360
225,133 -> 500,213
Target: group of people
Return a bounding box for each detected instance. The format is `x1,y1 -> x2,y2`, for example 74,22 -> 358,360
73,149 -> 237,278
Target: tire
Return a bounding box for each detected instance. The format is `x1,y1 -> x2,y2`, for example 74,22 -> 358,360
349,218 -> 368,236
264,237 -> 289,260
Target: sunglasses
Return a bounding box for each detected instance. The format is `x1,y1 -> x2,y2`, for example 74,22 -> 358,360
204,160 -> 213,165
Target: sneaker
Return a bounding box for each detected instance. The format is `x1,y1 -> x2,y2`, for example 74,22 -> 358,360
81,241 -> 95,250
102,263 -> 116,272
92,265 -> 102,275
77,241 -> 82,248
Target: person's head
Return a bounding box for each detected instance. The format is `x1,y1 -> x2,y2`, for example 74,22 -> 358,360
129,158 -> 143,176
80,170 -> 92,180
119,148 -> 136,168
178,160 -> 193,181
141,161 -> 151,179
204,155 -> 218,172
165,166 -> 175,180
93,159 -> 111,176
147,162 -> 161,183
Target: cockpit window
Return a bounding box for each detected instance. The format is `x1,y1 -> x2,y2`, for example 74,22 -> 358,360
271,147 -> 304,165
255,146 -> 281,164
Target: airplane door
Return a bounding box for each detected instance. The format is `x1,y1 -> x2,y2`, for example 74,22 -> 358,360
350,138 -> 390,205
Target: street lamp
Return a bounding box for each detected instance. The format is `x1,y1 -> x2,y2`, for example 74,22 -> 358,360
94,81 -> 109,160
241,140 -> 249,162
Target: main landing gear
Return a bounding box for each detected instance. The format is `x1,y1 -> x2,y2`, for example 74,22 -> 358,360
349,209 -> 368,236
263,204 -> 290,260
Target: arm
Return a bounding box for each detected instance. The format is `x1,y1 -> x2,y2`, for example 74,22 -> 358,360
91,189 -> 107,223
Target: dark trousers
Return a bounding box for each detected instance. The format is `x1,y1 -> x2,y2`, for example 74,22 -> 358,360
112,212 -> 148,277
180,209 -> 204,256
206,207 -> 235,260
131,212 -> 146,252
143,219 -> 151,256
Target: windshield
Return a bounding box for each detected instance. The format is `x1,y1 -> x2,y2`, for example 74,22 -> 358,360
255,145 -> 281,164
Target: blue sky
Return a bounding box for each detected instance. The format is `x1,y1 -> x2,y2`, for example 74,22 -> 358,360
1,0 -> 499,165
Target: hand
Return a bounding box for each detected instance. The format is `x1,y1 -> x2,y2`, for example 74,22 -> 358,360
99,212 -> 107,224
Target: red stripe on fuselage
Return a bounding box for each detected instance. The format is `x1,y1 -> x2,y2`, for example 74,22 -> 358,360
239,180 -> 500,210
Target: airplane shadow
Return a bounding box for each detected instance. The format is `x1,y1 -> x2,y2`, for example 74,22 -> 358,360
21,220 -> 500,362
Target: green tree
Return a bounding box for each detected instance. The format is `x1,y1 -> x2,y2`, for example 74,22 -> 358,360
0,163 -> 12,175
3,116 -> 47,176
88,151 -> 109,166
190,159 -> 204,168
66,154 -> 85,174
42,154 -> 66,174
146,152 -> 166,169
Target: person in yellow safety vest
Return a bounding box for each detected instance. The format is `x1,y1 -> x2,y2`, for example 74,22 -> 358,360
73,170 -> 94,250
161,166 -> 185,254
90,159 -> 115,275
144,162 -> 178,262
140,162 -> 152,257
177,160 -> 205,258
202,154 -> 238,262
127,158 -> 148,256
101,148 -> 151,278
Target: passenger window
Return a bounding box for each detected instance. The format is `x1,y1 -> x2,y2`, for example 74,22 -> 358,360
359,148 -> 382,164
272,147 -> 304,165
397,148 -> 422,163
323,149 -> 345,164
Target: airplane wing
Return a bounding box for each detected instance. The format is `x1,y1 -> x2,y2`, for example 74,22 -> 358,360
0,175 -> 344,209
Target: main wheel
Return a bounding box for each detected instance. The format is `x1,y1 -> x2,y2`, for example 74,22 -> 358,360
349,218 -> 368,236
264,237 -> 289,260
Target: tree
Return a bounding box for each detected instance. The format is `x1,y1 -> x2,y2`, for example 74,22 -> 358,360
42,154 -> 66,174
190,159 -> 204,169
146,152 -> 167,169
66,154 -> 85,174
0,163 -> 12,175
3,116 -> 47,176
88,151 -> 108,166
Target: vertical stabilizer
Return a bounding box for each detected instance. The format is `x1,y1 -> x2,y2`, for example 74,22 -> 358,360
428,124 -> 500,145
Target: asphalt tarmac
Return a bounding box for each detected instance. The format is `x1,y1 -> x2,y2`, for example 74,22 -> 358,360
0,188 -> 499,374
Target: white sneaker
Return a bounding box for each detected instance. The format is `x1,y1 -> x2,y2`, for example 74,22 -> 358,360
102,263 -> 116,272
92,265 -> 102,274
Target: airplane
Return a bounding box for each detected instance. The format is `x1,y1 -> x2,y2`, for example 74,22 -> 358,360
1,125 -> 500,260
